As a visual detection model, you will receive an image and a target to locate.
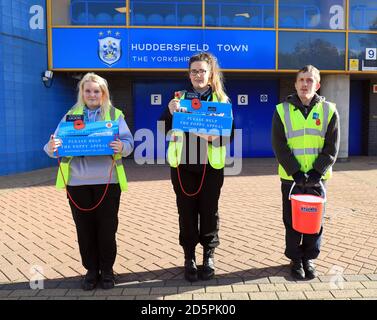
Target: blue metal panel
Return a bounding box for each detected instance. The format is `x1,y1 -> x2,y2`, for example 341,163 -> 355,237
133,80 -> 186,160
0,0 -> 77,175
226,80 -> 279,157
349,80 -> 363,156
133,79 -> 278,160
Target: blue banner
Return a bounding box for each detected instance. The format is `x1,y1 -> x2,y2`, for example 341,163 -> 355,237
52,28 -> 276,70
55,121 -> 118,156
172,100 -> 233,136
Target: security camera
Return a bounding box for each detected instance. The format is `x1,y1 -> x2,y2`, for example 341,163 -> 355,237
42,70 -> 53,81
42,70 -> 54,87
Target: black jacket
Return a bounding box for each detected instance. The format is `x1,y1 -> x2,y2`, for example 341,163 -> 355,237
159,86 -> 234,172
271,93 -> 340,178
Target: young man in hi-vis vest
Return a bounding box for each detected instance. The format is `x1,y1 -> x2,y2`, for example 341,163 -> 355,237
271,65 -> 340,280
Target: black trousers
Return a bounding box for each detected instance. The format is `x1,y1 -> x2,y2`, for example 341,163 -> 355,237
171,166 -> 224,250
67,184 -> 121,272
281,182 -> 326,261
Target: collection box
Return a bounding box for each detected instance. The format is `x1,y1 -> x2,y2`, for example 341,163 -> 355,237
55,120 -> 118,157
172,99 -> 233,136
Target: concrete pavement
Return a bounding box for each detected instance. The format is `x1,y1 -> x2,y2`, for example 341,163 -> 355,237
0,157 -> 377,300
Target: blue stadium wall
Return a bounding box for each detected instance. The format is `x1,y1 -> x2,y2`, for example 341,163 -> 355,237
0,0 -> 75,175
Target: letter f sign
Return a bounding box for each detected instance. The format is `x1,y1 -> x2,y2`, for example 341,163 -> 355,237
151,94 -> 162,105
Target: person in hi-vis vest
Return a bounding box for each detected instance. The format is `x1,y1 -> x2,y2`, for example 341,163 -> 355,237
271,65 -> 340,280
160,53 -> 233,282
44,73 -> 134,290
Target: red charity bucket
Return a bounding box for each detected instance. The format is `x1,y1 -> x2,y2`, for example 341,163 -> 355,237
291,194 -> 325,234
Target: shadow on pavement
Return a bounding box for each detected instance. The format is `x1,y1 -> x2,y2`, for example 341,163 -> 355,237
0,264 -> 314,294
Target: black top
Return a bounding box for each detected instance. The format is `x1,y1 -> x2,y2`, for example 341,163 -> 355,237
159,85 -> 234,172
271,93 -> 340,178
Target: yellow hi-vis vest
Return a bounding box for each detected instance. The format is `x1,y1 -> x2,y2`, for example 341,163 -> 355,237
276,100 -> 336,181
167,92 -> 227,169
55,105 -> 128,191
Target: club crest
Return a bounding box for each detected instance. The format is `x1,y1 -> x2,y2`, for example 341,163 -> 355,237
98,32 -> 121,66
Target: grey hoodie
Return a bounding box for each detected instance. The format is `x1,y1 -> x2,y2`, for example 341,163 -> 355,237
44,106 -> 134,186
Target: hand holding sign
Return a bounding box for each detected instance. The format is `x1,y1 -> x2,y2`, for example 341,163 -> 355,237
109,138 -> 124,154
195,133 -> 219,142
48,134 -> 62,153
168,99 -> 181,115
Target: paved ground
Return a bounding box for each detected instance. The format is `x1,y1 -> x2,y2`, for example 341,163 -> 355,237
0,156 -> 377,300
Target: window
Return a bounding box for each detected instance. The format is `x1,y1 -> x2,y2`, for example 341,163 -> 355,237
278,31 -> 345,70
348,33 -> 377,71
130,0 -> 202,26
51,0 -> 127,26
279,0 -> 345,30
350,0 -> 377,30
205,0 -> 274,28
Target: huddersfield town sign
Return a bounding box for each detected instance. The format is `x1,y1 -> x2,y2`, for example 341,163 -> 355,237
52,28 -> 276,70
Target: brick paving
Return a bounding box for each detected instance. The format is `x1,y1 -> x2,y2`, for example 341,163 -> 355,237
0,156 -> 377,300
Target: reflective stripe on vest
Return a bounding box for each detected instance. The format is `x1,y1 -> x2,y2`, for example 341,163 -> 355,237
282,101 -> 330,139
167,92 -> 227,169
292,148 -> 322,156
167,130 -> 184,168
55,106 -> 128,191
276,101 -> 336,180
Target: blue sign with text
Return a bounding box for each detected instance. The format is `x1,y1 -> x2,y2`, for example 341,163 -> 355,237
172,100 -> 233,136
52,28 -> 276,70
55,121 -> 118,156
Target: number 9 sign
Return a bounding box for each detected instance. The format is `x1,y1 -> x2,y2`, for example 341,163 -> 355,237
366,48 -> 376,60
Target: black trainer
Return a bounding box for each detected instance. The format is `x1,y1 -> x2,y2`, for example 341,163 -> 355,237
82,269 -> 99,291
201,248 -> 215,281
100,269 -> 115,290
290,260 -> 305,280
303,259 -> 317,279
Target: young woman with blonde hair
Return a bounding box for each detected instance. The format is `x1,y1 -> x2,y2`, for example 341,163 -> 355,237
44,73 -> 134,290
